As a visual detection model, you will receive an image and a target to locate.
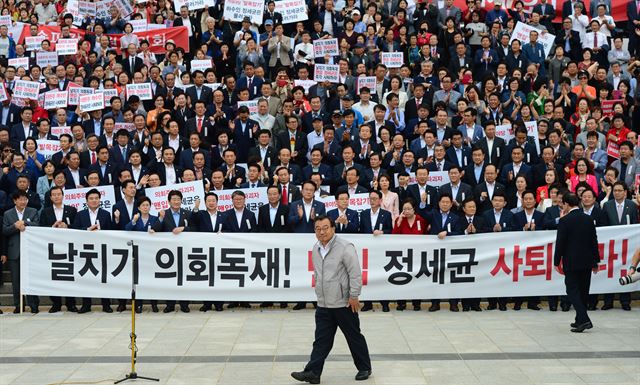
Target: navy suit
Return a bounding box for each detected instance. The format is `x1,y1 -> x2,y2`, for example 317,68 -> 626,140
9,122 -> 36,149
428,210 -> 462,235
236,76 -> 264,99
406,183 -> 439,217
231,118 -> 258,163
445,146 -> 471,168
482,208 -> 514,232
359,208 -> 393,234
112,199 -> 139,230
124,215 -> 159,231
303,164 -> 333,182
288,199 -> 326,233
191,210 -> 224,232
221,208 -> 257,232
327,208 -> 360,233
257,203 -> 289,233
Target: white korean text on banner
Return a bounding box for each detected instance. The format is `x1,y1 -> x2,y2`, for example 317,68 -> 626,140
20,225 -> 640,301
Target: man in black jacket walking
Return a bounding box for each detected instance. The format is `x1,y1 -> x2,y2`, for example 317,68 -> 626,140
553,192 -> 600,333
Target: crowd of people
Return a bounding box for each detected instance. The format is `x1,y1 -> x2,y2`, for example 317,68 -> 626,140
0,0 -> 639,315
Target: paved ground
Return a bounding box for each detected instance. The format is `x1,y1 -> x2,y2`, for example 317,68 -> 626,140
1,303 -> 639,385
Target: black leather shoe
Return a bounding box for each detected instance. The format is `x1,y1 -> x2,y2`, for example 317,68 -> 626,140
462,306 -> 470,312
486,304 -> 497,310
361,303 -> 373,312
227,302 -> 239,309
382,304 -> 390,312
292,303 -> 306,310
13,307 -> 20,314
549,305 -> 557,311
78,307 -> 91,314
396,304 -> 405,311
570,321 -> 593,329
291,370 -> 320,384
135,307 -> 142,314
180,305 -> 190,313
102,306 -> 113,313
450,304 -> 459,312
622,304 -> 631,311
151,304 -> 159,313
561,305 -> 571,312
215,305 -> 224,312
49,306 -> 61,314
499,305 -> 507,311
163,306 -> 174,313
117,304 -> 126,312
413,305 -> 422,311
513,304 -> 522,311
199,305 -> 212,312
471,306 -> 482,312
428,304 -> 440,312
355,370 -> 372,381
571,321 -> 593,333
601,304 -> 613,310
30,307 -> 39,314
67,306 -> 78,313
527,305 -> 541,311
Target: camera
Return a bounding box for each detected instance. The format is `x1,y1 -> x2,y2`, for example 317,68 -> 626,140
619,272 -> 640,285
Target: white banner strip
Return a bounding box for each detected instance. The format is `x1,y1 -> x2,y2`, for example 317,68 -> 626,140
21,225 -> 640,301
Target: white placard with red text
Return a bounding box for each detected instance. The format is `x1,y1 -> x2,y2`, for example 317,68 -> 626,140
126,83 -> 153,101
25,35 -> 45,51
36,51 -> 58,67
356,76 -> 377,95
8,57 -> 29,70
381,52 -> 404,68
190,59 -> 212,73
314,64 -> 339,83
43,90 -> 69,110
56,38 -> 78,55
145,180 -> 206,215
79,93 -> 105,112
13,80 -> 41,100
313,38 -> 338,57
274,0 -> 308,24
62,185 -> 117,213
215,187 -> 268,219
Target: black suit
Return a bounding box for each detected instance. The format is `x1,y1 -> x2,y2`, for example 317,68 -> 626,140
221,208 -> 257,232
122,56 -> 144,76
185,85 -> 213,105
257,203 -> 290,233
554,209 -> 600,325
474,181 -> 506,215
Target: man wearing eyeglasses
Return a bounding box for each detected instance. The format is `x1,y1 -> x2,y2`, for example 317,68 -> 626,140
291,215 -> 372,384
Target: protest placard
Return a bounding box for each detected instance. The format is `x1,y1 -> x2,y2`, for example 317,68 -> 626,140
145,181 -> 206,215
314,64 -> 339,83
113,0 -> 134,16
25,36 -> 45,51
0,15 -> 11,26
64,185 -> 116,213
129,19 -> 148,32
495,124 -> 514,142
381,52 -> 403,68
43,90 -> 69,110
36,51 -> 58,67
96,0 -> 111,19
56,38 -> 78,55
190,59 -> 212,72
78,0 -> 97,16
313,38 -> 338,57
607,141 -> 620,159
318,193 -> 371,213
67,84 -> 94,105
238,100 -> 259,115
114,122 -> 136,132
601,99 -> 623,117
275,0 -> 308,24
126,83 -> 153,100
8,57 -> 29,70
356,76 -> 376,94
215,187 -> 268,219
101,88 -> 119,106
294,79 -> 316,94
79,93 -> 105,112
509,21 -> 556,57
223,0 -> 264,24
50,126 -> 71,137
0,83 -> 7,102
13,80 -> 41,100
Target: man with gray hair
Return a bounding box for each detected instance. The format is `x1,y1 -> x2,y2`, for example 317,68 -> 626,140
291,215 -> 372,384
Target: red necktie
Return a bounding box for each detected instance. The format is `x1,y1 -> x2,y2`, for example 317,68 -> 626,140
281,185 -> 288,205
91,151 -> 96,164
197,118 -> 202,133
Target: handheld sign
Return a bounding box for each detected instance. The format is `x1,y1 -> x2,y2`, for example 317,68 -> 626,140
313,38 -> 338,57
381,52 -> 403,68
79,93 -> 105,112
56,38 -> 78,55
314,64 -> 339,83
13,80 -> 41,100
126,83 -> 153,101
43,90 -> 69,110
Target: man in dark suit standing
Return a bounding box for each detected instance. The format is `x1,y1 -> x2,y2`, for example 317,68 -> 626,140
230,106 -> 258,163
122,43 -> 144,76
191,193 -> 225,312
459,198 -> 488,311
72,188 -> 113,314
2,190 -> 40,313
533,0 -> 555,32
359,190 -> 393,312
554,192 -> 600,333
152,190 -> 192,313
39,186 -> 77,313
9,106 -> 36,150
257,186 -> 289,233
185,71 -> 214,105
327,191 -> 360,233
482,192 -> 513,311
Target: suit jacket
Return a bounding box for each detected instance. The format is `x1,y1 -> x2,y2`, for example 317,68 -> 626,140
184,117 -> 216,145
221,208 -> 257,232
406,183 -> 439,216
218,163 -> 246,188
231,118 -> 258,163
439,182 -> 473,203
179,147 -> 211,169
0,103 -> 22,129
39,205 -> 77,228
122,56 -> 144,76
602,199 -> 639,225
112,198 -> 139,230
248,145 -> 277,169
124,215 -> 159,231
445,146 -> 472,168
554,29 -> 582,61
239,180 -> 267,188
303,163 -> 333,182
335,184 -> 369,196
359,208 -> 393,234
276,129 -> 308,165
554,208 -> 600,271
542,205 -> 562,230
270,163 -> 303,184
152,208 -> 192,232
267,36 -> 291,67
449,53 -> 473,77
562,0 -> 586,19
628,0 -> 640,31
499,163 -> 532,188
190,209 -> 224,232
278,183 -> 302,203
257,203 -> 290,232
474,181 -> 506,213
154,163 -> 183,186
426,159 -> 454,172
428,210 -> 463,235
9,122 -> 36,148
109,144 -> 135,168
460,214 -> 490,234
438,6 -> 461,27
611,158 -> 639,191
88,162 -> 119,186
236,76 -> 264,99
288,199 -> 326,233
2,207 -> 39,259
511,209 -> 545,231
173,15 -> 200,39
313,140 -> 343,166
532,2 -> 556,29
63,167 -> 88,189
482,208 -> 514,232
327,208 -> 360,233
185,85 -> 213,105
72,208 -> 112,231
583,204 -> 608,227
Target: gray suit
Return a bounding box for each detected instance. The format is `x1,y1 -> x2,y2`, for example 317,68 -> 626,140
611,157 -> 639,191
602,199 -> 639,225
438,6 -> 462,28
268,36 -> 291,67
2,207 -> 39,308
260,95 -> 281,117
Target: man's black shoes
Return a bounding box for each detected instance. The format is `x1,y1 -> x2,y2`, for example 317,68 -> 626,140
570,321 -> 593,333
291,370 -> 320,384
355,370 -> 372,381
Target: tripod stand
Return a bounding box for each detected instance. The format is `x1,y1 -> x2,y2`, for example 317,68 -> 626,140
115,241 -> 159,384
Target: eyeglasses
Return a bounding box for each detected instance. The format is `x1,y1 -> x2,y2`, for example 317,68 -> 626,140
3,149 -> 13,153
314,226 -> 331,232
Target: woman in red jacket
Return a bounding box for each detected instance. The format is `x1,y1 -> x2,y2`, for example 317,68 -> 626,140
392,198 -> 429,235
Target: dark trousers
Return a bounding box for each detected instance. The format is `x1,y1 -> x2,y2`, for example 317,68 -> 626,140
8,259 -> 38,308
603,292 -> 631,306
166,300 -> 190,309
548,295 -> 570,308
488,297 -> 508,308
50,296 -> 76,309
461,298 -> 481,309
565,269 -> 592,324
81,297 -> 111,309
432,299 -> 458,306
305,307 -> 371,376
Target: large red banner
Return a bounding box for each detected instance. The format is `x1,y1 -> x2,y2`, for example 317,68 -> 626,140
454,0 -> 629,22
18,25 -> 190,54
